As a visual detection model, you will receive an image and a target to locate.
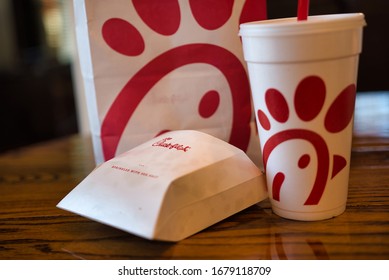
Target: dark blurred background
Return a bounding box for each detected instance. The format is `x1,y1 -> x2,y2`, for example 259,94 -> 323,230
0,0 -> 78,153
0,0 -> 388,153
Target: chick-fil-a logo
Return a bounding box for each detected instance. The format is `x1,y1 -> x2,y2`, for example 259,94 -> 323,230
152,137 -> 191,152
99,0 -> 268,161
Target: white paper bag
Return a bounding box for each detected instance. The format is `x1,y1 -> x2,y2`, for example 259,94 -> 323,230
57,130 -> 267,241
73,0 -> 267,165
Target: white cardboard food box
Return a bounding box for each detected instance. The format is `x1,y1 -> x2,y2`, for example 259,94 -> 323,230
57,130 -> 267,241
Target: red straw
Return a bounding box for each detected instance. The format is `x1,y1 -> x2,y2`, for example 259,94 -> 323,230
297,0 -> 310,21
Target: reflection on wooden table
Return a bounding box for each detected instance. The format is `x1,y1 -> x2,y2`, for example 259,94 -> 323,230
0,92 -> 388,259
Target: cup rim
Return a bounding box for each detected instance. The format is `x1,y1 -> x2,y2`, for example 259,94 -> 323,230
239,13 -> 366,37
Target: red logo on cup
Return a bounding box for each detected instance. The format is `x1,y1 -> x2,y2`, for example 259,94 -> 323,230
257,76 -> 356,205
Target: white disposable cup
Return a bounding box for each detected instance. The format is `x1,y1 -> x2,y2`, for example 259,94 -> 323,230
239,14 -> 366,221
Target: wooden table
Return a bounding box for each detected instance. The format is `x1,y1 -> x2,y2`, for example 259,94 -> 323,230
1,92 -> 388,260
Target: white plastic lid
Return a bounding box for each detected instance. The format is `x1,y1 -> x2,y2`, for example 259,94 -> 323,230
239,13 -> 366,63
239,13 -> 366,37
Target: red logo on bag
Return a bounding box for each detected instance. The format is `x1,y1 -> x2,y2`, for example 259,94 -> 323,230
100,0 -> 267,161
152,137 -> 191,152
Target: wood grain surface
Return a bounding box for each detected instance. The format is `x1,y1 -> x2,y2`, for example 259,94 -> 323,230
0,92 -> 388,260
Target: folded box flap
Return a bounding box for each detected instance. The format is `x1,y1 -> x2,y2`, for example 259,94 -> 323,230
155,174 -> 267,241
154,149 -> 265,240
